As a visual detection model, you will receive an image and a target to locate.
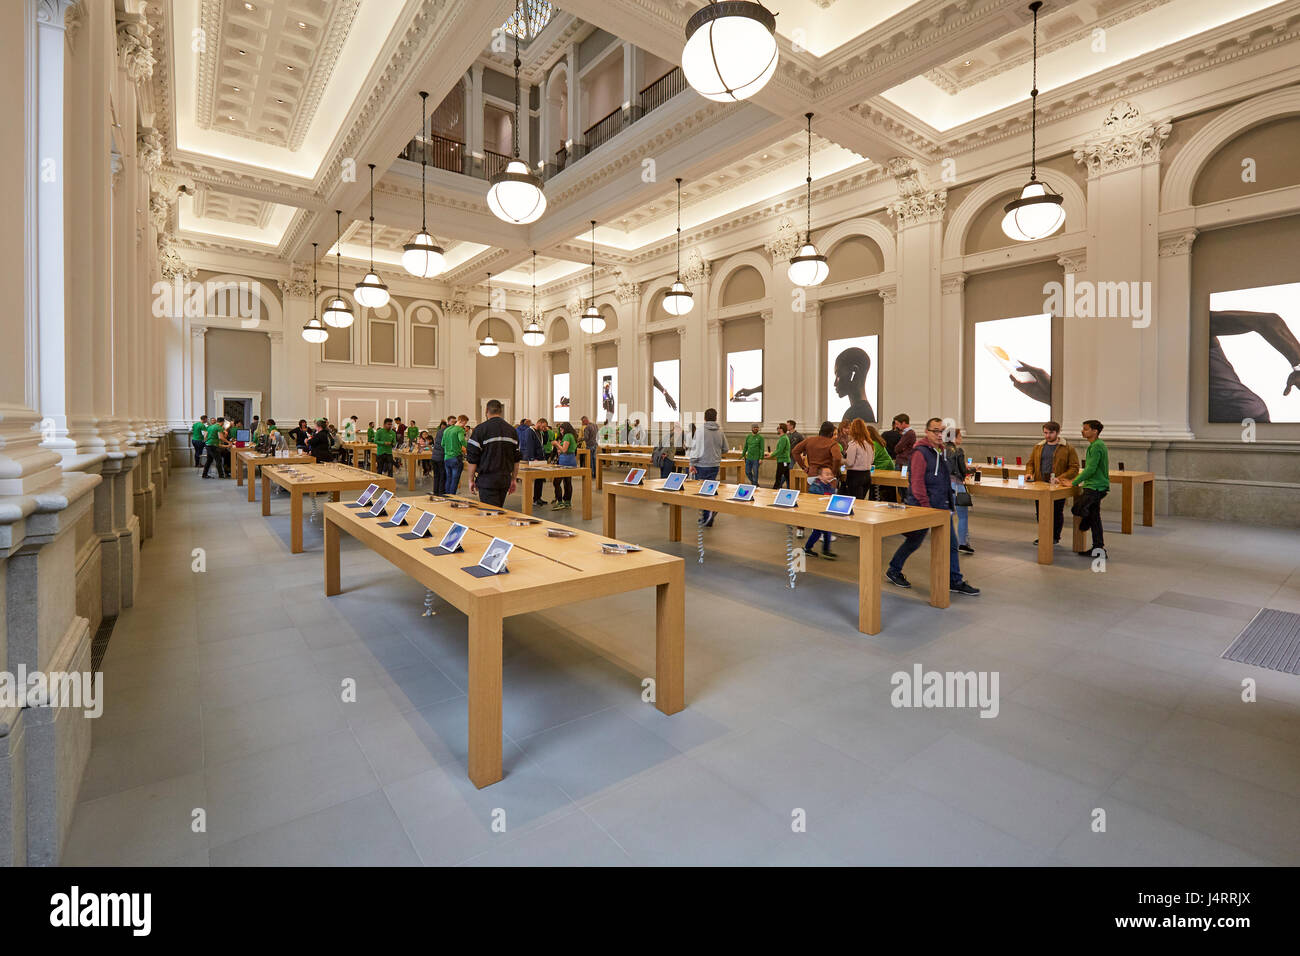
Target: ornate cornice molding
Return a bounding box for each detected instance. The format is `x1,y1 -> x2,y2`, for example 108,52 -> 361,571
1072,101 -> 1172,176
613,271 -> 641,303
680,249 -> 709,285
158,236 -> 197,282
884,156 -> 946,226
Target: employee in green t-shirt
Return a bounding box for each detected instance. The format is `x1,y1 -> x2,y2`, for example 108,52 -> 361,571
441,414 -> 468,494
190,415 -> 208,468
1071,419 -> 1110,557
201,417 -> 227,479
742,424 -> 764,486
373,418 -> 397,477
769,422 -> 792,489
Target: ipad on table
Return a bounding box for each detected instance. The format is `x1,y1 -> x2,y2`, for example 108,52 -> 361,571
380,501 -> 411,528
772,488 -> 799,508
623,468 -> 646,485
399,510 -> 435,540
347,483 -> 380,508
696,480 -> 719,496
363,490 -> 393,517
730,484 -> 756,501
661,472 -> 686,491
825,494 -> 854,516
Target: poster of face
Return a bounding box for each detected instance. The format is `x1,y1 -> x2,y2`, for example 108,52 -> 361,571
826,335 -> 878,424
552,372 -> 570,422
973,314 -> 1052,422
652,359 -> 680,422
598,367 -> 618,424
1208,283 -> 1300,423
725,349 -> 763,422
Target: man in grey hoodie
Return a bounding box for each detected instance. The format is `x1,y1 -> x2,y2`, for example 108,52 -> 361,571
688,407 -> 730,527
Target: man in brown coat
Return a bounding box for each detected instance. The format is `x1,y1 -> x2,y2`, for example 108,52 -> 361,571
1025,420 -> 1081,547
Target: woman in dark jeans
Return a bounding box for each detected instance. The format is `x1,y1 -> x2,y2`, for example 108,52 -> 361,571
843,418 -> 874,500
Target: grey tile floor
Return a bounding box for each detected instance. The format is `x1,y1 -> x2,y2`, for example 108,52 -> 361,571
61,466 -> 1300,866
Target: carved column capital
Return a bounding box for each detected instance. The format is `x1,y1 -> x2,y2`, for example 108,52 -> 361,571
1158,230 -> 1198,258
116,11 -> 155,85
940,274 -> 966,295
878,285 -> 898,306
1072,100 -> 1171,176
1056,250 -> 1087,274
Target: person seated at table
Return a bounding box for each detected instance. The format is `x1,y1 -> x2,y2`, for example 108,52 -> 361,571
802,466 -> 840,561
1024,419 -> 1080,548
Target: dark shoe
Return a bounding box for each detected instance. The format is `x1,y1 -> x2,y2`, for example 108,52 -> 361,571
952,581 -> 981,596
1076,547 -> 1105,557
958,543 -> 974,555
886,568 -> 911,589
820,550 -> 837,561
802,548 -> 818,559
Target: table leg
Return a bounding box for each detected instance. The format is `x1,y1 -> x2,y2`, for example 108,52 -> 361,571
859,530 -> 882,635
929,518 -> 951,609
247,464 -> 257,502
1121,477 -> 1134,535
1142,478 -> 1154,527
669,504 -> 682,542
1036,496 -> 1055,565
655,565 -> 685,715
408,455 -> 417,489
235,456 -> 244,486
331,491 -> 340,502
603,490 -> 616,538
467,598 -> 504,788
291,491 -> 303,554
1071,492 -> 1087,551
262,474 -> 271,516
596,459 -> 604,490
522,490 -> 533,517
324,515 -> 340,596
582,473 -> 592,521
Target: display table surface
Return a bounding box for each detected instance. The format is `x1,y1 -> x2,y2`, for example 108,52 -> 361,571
341,441 -> 377,471
233,449 -> 313,499
323,494 -> 685,788
518,463 -> 593,520
394,448 -> 432,488
603,477 -> 952,635
595,452 -> 745,489
969,464 -> 1155,534
261,462 -> 396,553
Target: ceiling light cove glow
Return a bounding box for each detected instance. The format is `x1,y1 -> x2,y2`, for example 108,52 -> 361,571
176,193 -> 297,246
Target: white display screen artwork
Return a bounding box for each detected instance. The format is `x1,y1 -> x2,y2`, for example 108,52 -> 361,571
1208,283 -> 1300,423
652,359 -> 680,422
598,367 -> 618,424
973,314 -> 1052,422
826,335 -> 878,424
725,349 -> 763,423
552,372 -> 570,422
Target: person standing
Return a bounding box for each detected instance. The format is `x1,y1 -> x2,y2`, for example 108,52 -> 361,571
791,422 -> 844,494
442,415 -> 468,494
429,417 -> 448,495
1024,420 -> 1080,548
885,417 -> 980,596
289,419 -> 309,452
652,428 -> 677,480
891,414 -> 915,469
944,428 -> 972,554
802,466 -> 840,561
393,417 -> 406,447
770,422 -> 792,489
581,415 -> 600,477
307,418 -> 335,463
785,420 -> 805,452
201,415 -> 227,479
742,424 -> 764,486
844,418 -> 874,501
341,415 -> 357,443
373,418 -> 396,476
190,415 -> 208,468
531,419 -> 551,503
465,399 -> 521,507
688,408 -> 729,527
548,422 -> 580,510
1071,420 -> 1110,557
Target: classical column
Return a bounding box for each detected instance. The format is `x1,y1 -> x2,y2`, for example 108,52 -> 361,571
706,316 -> 723,413
277,266 -> 311,421
764,223 -> 801,428
467,63 -> 484,158
939,273 -> 966,424
877,286 -> 898,421
1070,100 -> 1173,437
1156,230 -> 1198,439
566,44 -> 580,146
885,158 -> 946,418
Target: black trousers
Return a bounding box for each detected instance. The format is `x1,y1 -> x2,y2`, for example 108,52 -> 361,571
773,462 -> 790,489
1034,498 -> 1067,542
376,453 -> 393,476
431,460 -> 445,494
477,478 -> 509,507
845,469 -> 872,500
1072,488 -> 1107,549
877,484 -> 897,503
192,438 -> 205,466
532,478 -> 547,503
202,446 -> 226,478
553,476 -> 572,502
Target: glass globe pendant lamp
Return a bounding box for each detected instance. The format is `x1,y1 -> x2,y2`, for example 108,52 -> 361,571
522,250 -> 545,346
478,272 -> 500,358
1002,2 -> 1065,242
788,112 -> 828,288
301,242 -> 329,344
486,1 -> 546,224
662,178 -> 694,316
402,90 -> 446,277
681,1 -> 779,103
322,210 -> 354,328
353,163 -> 390,308
579,221 -> 605,334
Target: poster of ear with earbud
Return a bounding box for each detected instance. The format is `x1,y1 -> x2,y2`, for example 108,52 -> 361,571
827,335 -> 878,424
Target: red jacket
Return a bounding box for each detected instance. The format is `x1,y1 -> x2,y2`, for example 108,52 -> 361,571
893,428 -> 916,469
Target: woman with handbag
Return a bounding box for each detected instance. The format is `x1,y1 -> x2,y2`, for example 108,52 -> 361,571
944,428 -> 974,554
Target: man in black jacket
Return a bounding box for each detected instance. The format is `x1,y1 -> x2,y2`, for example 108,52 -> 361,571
465,399 -> 520,507
306,418 -> 334,462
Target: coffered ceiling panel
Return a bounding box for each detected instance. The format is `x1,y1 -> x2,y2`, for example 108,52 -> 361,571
191,186 -> 276,228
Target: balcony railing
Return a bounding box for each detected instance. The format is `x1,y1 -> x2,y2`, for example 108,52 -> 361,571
640,67 -> 685,117
483,148 -> 512,181
398,132 -> 465,174
584,106 -> 626,154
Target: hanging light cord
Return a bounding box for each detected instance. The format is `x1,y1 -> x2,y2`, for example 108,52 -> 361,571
311,243 -> 318,318
368,163 -> 377,269
675,178 -> 683,280
1030,2 -> 1040,181
419,91 -> 428,232
335,209 -> 343,296
590,220 -> 596,307
487,273 -> 492,340
512,0 -> 521,161
805,112 -> 813,243
531,250 -> 537,317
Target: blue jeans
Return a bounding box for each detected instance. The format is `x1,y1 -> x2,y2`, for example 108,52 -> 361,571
951,481 -> 968,544
745,459 -> 761,485
444,459 -> 463,495
694,465 -> 718,522
888,513 -> 964,585
805,529 -> 831,553
589,447 -> 598,476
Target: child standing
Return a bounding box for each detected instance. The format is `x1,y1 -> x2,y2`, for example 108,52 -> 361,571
802,466 -> 838,561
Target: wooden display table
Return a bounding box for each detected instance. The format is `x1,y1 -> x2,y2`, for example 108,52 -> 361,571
394,448 -> 432,489
517,463 -> 593,520
261,462 -> 396,554
323,495 -> 685,788
604,477 -> 951,635
595,452 -> 745,490
970,464 -> 1154,535
605,443 -> 652,454
341,441 -> 377,471
234,449 -> 314,500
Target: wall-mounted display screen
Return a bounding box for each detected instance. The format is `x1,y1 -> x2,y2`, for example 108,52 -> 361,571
827,335 -> 878,424
652,359 -> 680,422
973,313 -> 1052,422
1208,282 -> 1300,423
725,349 -> 763,423
552,372 -> 570,422
598,367 -> 618,424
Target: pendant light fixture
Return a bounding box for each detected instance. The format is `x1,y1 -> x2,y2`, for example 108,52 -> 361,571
579,221 -> 605,334
662,177 -> 694,316
353,163 -> 390,308
682,0 -> 778,103
322,210 -> 354,328
1002,1 -> 1065,242
486,0 -> 547,224
478,273 -> 500,358
402,91 -> 446,277
522,249 -> 546,346
301,242 -> 329,344
788,111 -> 828,288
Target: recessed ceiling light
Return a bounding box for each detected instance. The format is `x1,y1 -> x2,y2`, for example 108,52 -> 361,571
297,21 -> 306,28
244,2 -> 254,10
228,115 -> 234,120
963,59 -> 972,66
269,127 -> 276,131
276,98 -> 283,103
238,49 -> 246,55
761,153 -> 768,159
286,65 -> 294,71
232,86 -> 240,92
